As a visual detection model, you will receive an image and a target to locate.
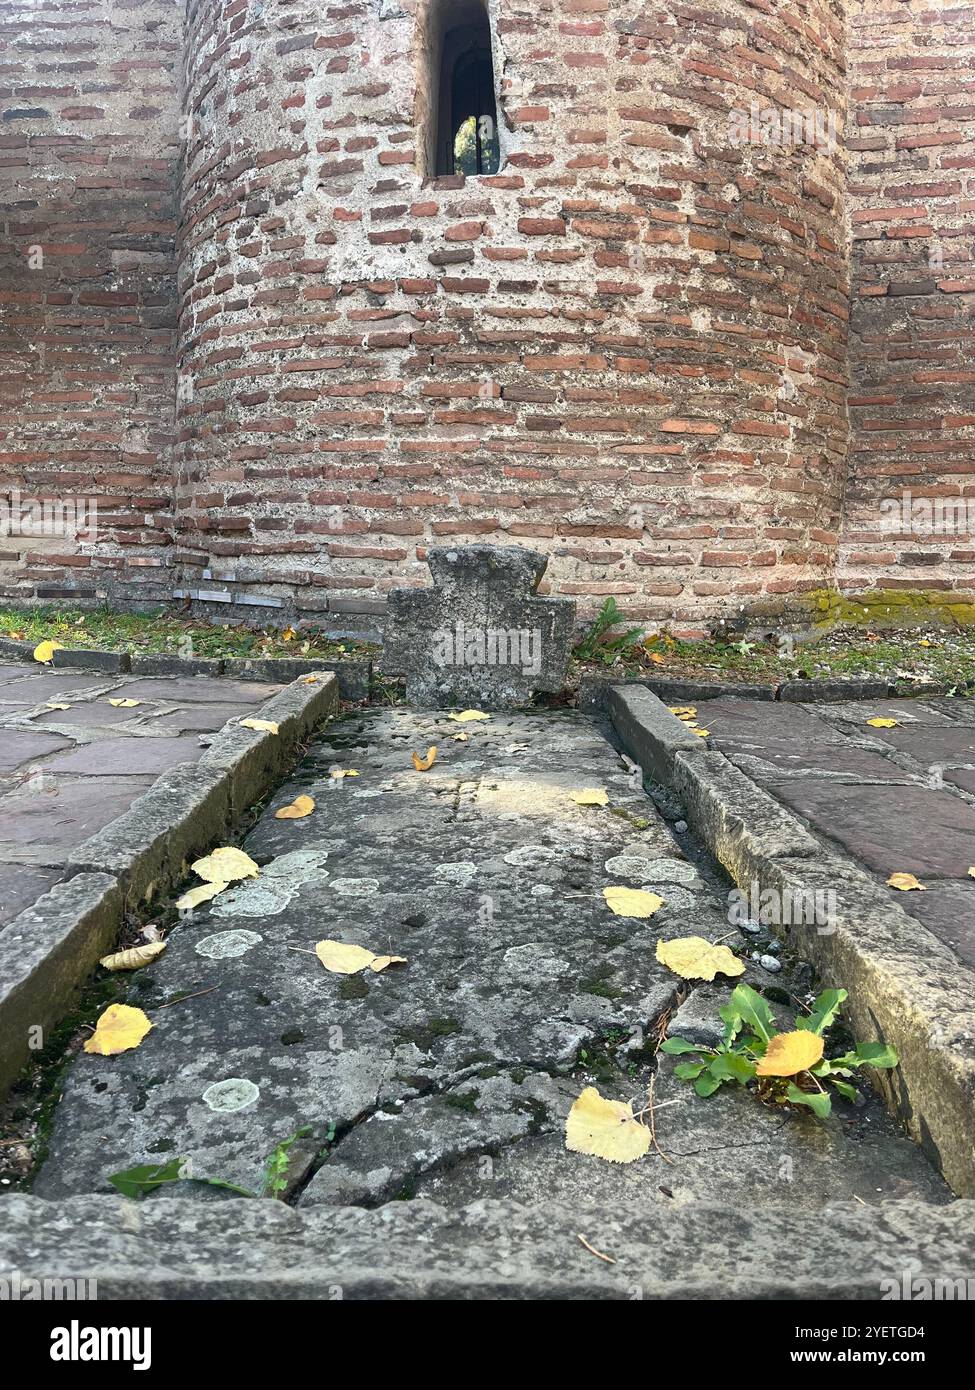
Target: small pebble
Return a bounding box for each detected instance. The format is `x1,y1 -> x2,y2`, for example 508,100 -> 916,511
740,919 -> 762,934
674,820 -> 688,834
759,954 -> 782,973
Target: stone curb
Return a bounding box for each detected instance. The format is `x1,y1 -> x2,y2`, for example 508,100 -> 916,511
0,638 -> 371,701
0,1193 -> 971,1299
607,684 -> 975,1197
0,874 -> 122,1097
605,684 -> 703,787
581,672 -> 957,711
0,675 -> 339,1103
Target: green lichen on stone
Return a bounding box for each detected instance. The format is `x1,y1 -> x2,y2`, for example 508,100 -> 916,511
807,587 -> 975,630
443,1090 -> 479,1114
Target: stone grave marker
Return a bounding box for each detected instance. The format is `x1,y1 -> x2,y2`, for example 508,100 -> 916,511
382,545 -> 576,708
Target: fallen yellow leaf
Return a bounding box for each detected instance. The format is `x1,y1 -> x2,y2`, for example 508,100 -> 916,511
452,732 -> 469,742
83,1004 -> 153,1056
329,768 -> 359,779
192,847 -> 260,883
99,942 -> 167,972
33,640 -> 64,664
448,709 -> 491,722
45,702 -> 71,711
315,940 -> 407,975
755,1030 -> 825,1077
565,1086 -> 650,1165
603,886 -> 664,918
649,652 -> 665,665
887,872 -> 926,891
108,698 -> 140,708
370,954 -> 408,972
281,626 -> 298,641
669,706 -> 697,718
412,746 -> 438,772
655,935 -> 745,981
274,794 -> 315,820
693,728 -> 710,738
570,789 -> 608,806
175,881 -> 228,910
241,718 -> 279,734
867,717 -> 898,728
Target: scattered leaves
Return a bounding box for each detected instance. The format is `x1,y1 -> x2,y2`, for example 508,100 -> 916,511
887,871 -> 926,891
84,1004 -> 153,1056
99,942 -> 167,972
570,788 -> 608,806
191,847 -> 260,883
412,746 -> 438,772
754,1030 -> 825,1078
240,718 -> 279,734
565,1086 -> 650,1165
655,935 -> 744,981
315,940 -> 406,974
274,794 -> 315,820
32,640 -> 64,664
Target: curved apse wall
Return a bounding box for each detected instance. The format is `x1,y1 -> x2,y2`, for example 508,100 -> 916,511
174,0 -> 849,630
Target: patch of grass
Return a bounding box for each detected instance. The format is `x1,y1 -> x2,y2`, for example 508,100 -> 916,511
573,619 -> 975,692
0,604 -> 377,663
442,1090 -> 479,1114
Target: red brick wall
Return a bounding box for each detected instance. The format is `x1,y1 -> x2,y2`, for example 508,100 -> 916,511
0,0 -> 180,604
840,0 -> 975,600
175,0 -> 850,631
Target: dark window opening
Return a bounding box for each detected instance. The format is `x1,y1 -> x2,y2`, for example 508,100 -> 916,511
435,9 -> 500,177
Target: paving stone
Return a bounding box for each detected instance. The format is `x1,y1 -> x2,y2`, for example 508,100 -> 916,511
0,673 -> 113,704
0,728 -> 74,774
41,735 -> 204,777
862,724 -> 975,771
723,740 -> 915,783
809,698 -> 962,728
30,701 -> 161,730
142,703 -> 280,735
382,545 -> 575,708
0,863 -> 62,928
945,768 -> 975,796
0,775 -> 155,862
898,882 -> 975,971
114,677 -> 282,704
765,779 -> 975,879
693,697 -> 846,745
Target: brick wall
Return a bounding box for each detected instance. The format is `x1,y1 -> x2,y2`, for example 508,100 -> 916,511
841,0 -> 975,603
175,0 -> 850,632
0,0 -> 180,605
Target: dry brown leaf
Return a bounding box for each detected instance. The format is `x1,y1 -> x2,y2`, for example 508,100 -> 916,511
274,794 -> 315,820
412,746 -> 438,772
99,942 -> 168,972
887,872 -> 926,891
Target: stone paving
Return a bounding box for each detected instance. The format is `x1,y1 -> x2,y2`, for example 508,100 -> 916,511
0,663 -> 282,928
33,704 -> 949,1216
695,695 -> 975,971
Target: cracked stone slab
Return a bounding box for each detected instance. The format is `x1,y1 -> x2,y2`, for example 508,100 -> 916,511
33,706 -> 707,1199
40,735 -> 205,777
0,774 -> 156,861
0,863 -> 62,928
0,729 -> 74,773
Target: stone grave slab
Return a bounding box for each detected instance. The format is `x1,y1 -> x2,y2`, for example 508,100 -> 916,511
898,881 -> 975,972
115,678 -> 282,705
694,698 -> 845,745
382,545 -> 575,708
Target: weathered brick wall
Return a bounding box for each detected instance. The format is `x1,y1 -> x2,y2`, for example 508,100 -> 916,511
0,0 -> 180,604
840,1 -> 975,605
176,0 -> 850,632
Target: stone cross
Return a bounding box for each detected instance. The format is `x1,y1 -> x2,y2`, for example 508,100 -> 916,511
382,545 -> 577,708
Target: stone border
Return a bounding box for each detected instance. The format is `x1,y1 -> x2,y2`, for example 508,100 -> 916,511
606,683 -> 975,1198
0,637 -> 371,701
580,672 -> 958,712
0,673 -> 339,1099
0,1192 -> 972,1298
